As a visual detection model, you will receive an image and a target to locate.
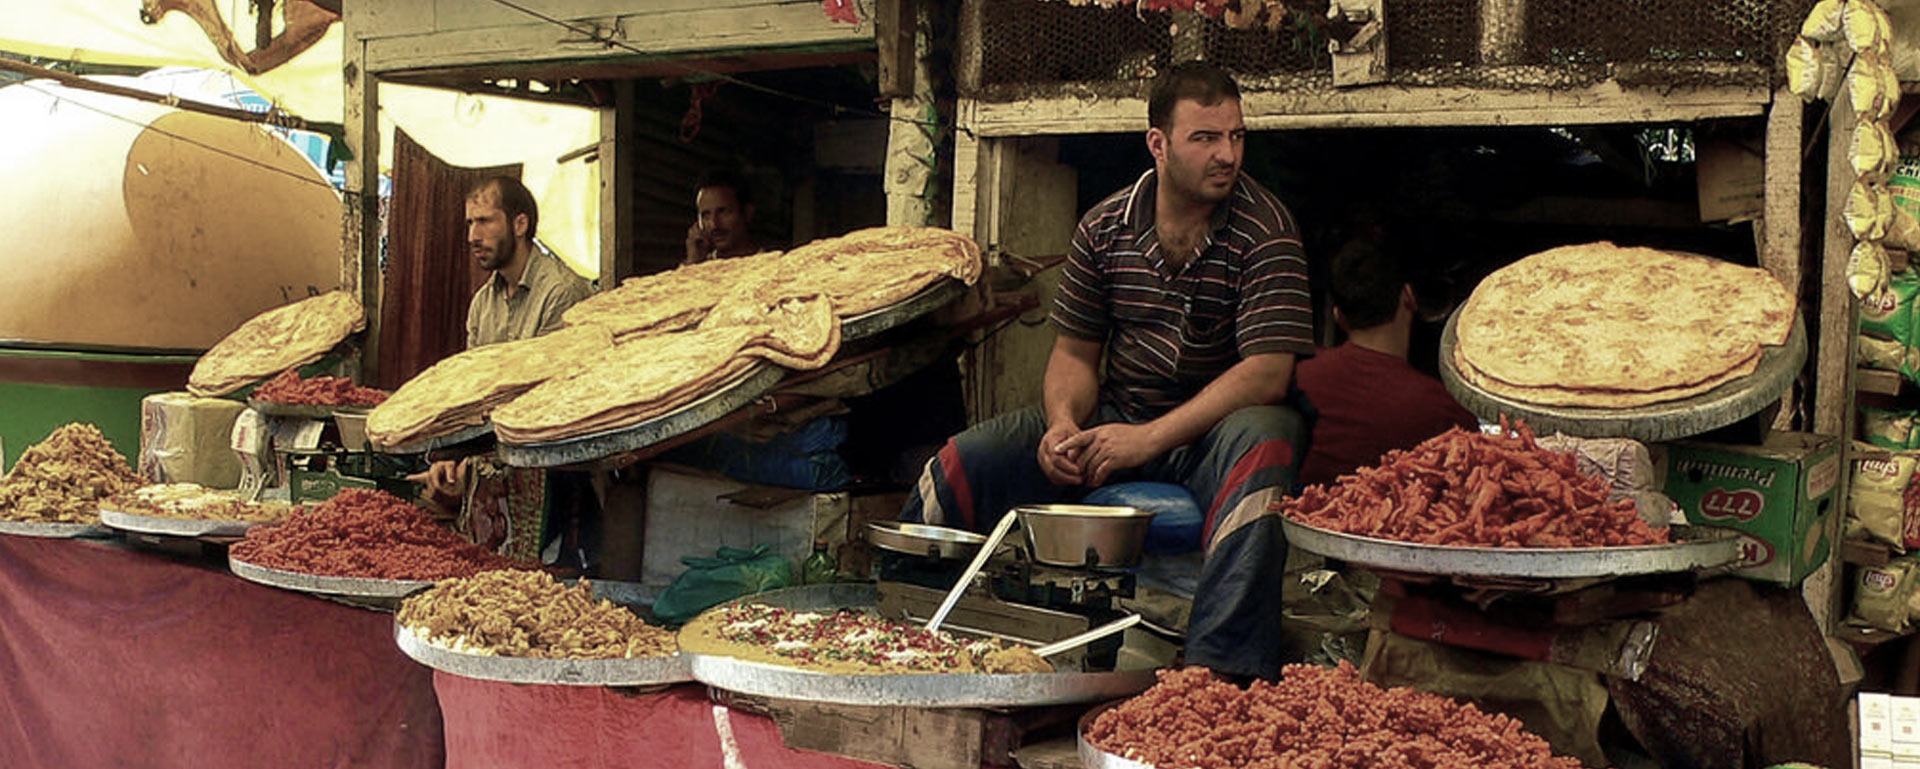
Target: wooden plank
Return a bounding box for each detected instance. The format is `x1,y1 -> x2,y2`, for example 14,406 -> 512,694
1763,87 -> 1804,432
1842,538 -> 1894,568
1858,367 -> 1904,396
364,4 -> 872,74
353,0 -> 792,40
1478,0 -> 1527,66
962,82 -> 1769,136
876,0 -> 917,98
342,40 -> 383,381
599,79 -> 636,283
1816,97 -> 1858,436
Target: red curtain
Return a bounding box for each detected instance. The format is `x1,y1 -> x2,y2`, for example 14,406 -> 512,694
377,130 -> 520,389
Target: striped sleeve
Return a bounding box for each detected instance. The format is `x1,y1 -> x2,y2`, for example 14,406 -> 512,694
1235,237 -> 1315,357
1049,214 -> 1110,340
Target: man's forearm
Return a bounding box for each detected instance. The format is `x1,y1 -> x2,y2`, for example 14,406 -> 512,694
1042,340 -> 1103,429
1145,354 -> 1294,451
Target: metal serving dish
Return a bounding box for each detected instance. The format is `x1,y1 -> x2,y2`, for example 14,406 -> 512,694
866,520 -> 987,561
1016,504 -> 1156,568
332,408 -> 372,452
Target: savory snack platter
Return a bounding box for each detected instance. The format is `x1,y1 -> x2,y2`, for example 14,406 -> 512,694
1282,519 -> 1742,579
229,556 -> 434,600
496,362 -> 784,468
99,508 -> 262,539
679,584 -> 1156,708
1440,300 -> 1807,442
0,520 -> 107,538
393,622 -> 691,687
839,278 -> 967,341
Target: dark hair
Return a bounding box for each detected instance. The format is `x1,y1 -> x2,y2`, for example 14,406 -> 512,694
696,168 -> 752,209
1329,238 -> 1406,331
1148,62 -> 1242,132
468,175 -> 539,239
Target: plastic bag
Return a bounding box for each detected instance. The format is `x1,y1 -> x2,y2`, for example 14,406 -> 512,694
1849,558 -> 1916,632
651,545 -> 794,625
1850,448 -> 1917,548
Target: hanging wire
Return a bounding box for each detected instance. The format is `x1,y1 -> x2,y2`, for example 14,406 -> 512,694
474,0 -> 965,138
16,81 -> 359,197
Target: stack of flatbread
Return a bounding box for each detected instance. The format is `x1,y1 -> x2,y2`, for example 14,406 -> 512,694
559,226 -> 981,340
1452,242 -> 1797,408
187,291 -> 365,396
493,295 -> 840,444
367,325 -> 614,449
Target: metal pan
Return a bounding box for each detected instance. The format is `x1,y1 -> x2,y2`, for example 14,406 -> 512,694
0,519 -> 109,538
680,583 -> 1158,708
1281,519 -> 1742,579
393,621 -> 692,687
865,521 -> 987,561
99,507 -> 270,539
496,363 -> 784,468
841,279 -> 968,341
229,555 -> 434,600
372,420 -> 495,456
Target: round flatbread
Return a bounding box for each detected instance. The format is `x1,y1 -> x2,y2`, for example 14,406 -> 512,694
188,291 -> 364,397
1452,344 -> 1761,408
367,324 -> 614,447
1456,243 -> 1794,393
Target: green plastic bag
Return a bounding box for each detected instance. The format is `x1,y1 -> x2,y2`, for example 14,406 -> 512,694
651,545 -> 793,625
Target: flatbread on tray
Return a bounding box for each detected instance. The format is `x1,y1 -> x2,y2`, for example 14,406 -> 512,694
188,291 -> 365,397
561,252 -> 786,339
491,326 -> 768,444
368,324 -> 614,448
1455,242 -> 1795,399
1451,344 -> 1763,408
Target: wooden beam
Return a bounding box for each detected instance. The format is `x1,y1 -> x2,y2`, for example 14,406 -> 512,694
377,49 -> 876,90
1762,87 -> 1804,431
343,40 -> 383,382
876,0 -> 918,98
362,5 -> 873,74
1815,96 -> 1857,436
962,81 -> 1770,136
600,79 -> 637,284
0,57 -> 311,130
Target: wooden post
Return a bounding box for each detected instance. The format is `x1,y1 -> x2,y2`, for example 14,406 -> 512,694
599,79 -> 636,284
343,38 -> 382,382
1815,98 -> 1857,436
884,0 -> 936,226
1762,87 -> 1804,430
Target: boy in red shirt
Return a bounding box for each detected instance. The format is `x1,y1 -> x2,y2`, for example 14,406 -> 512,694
1295,242 -> 1477,488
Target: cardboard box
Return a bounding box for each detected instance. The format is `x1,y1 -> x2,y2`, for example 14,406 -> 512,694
1866,693 -> 1896,755
640,465 -> 849,591
1696,137 -> 1765,223
139,393 -> 245,488
1657,432 -> 1840,586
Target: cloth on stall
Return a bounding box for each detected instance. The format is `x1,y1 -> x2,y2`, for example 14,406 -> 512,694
1607,579 -> 1851,769
434,675 -> 890,769
458,456 -> 550,564
901,403 -> 1305,680
0,537 -> 443,769
661,415 -> 853,491
379,130 -> 521,389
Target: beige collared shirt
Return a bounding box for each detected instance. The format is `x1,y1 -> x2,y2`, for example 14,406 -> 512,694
466,247 -> 594,349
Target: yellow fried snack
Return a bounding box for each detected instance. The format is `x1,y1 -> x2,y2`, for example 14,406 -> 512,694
397,569 -> 675,659
0,424 -> 142,523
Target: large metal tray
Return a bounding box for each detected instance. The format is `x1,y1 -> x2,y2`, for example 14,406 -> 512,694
497,363 -> 785,468
99,507 -> 268,539
841,279 -> 967,341
229,555 -> 435,600
373,420 -> 495,456
1282,519 -> 1742,579
866,521 -> 986,561
1078,702 -> 1155,769
0,519 -> 108,538
1440,310 -> 1807,442
247,399 -> 339,420
681,583 -> 1158,708
394,621 -> 691,687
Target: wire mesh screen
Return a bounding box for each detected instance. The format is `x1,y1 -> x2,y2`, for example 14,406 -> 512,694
963,0 -> 1812,100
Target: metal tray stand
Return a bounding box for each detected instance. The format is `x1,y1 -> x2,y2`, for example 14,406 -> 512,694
1281,519 -> 1743,580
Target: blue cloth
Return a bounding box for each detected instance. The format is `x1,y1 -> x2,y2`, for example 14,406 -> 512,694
1082,482 -> 1204,555
660,416 -> 850,491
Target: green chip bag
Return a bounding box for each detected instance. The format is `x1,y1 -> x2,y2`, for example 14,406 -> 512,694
1861,270 -> 1920,345
1861,407 -> 1918,450
1851,448 -> 1917,548
1850,557 -> 1916,632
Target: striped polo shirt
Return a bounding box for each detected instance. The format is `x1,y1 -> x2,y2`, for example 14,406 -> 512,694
1050,169 -> 1313,422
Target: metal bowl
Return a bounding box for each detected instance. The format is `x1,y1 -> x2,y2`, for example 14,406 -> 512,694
866,521 -> 988,561
333,408 -> 371,452
1016,504 -> 1156,568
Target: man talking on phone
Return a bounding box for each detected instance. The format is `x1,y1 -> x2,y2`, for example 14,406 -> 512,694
684,169 -> 764,265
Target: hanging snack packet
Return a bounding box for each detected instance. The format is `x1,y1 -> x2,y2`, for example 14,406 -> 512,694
1851,53 -> 1898,121
1848,180 -> 1895,241
1861,269 -> 1919,344
1850,558 -> 1916,632
1847,0 -> 1894,56
1853,114 -> 1897,181
1851,242 -> 1894,301
1852,448 -> 1917,547
1858,334 -> 1916,374
1802,0 -> 1846,42
1862,407 -> 1919,450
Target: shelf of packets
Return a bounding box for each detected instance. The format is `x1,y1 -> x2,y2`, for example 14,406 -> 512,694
1860,270 -> 1920,394
1838,441 -> 1920,639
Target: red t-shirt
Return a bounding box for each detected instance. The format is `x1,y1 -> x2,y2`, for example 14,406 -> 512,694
1294,342 -> 1479,488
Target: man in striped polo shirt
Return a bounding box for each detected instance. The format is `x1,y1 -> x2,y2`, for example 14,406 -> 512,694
902,62 -> 1310,680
